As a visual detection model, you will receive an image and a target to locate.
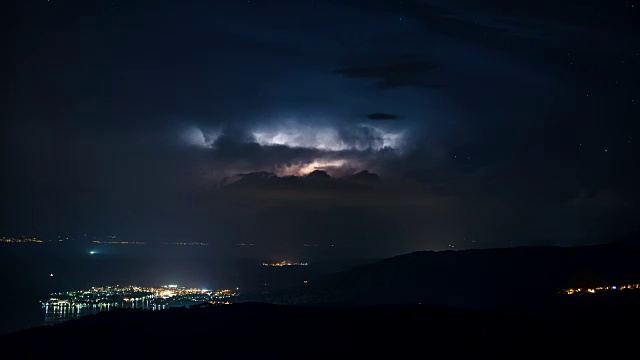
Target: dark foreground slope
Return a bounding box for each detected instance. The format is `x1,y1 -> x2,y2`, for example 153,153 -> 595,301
255,244 -> 640,309
3,301 -> 638,358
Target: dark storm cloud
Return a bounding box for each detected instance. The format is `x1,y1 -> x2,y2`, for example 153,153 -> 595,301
333,60 -> 441,89
367,113 -> 400,121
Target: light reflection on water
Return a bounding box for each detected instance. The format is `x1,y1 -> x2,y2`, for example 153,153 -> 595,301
43,300 -> 167,324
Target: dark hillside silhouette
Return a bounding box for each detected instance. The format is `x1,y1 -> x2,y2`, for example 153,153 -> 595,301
3,301 -> 638,357
249,244 -> 640,309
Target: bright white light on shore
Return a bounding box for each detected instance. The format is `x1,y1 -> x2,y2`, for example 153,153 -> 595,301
89,251 -> 96,255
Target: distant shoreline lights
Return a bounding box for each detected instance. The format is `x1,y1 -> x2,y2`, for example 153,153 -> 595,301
0,236 -> 44,243
262,261 -> 308,267
561,283 -> 640,295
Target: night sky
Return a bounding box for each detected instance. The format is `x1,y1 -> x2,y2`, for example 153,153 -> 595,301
4,0 -> 639,257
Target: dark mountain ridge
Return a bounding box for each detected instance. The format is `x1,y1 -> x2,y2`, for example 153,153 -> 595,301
220,169 -> 382,191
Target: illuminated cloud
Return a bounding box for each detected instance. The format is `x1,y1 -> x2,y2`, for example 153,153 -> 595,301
252,122 -> 344,151
276,159 -> 353,176
178,121 -> 407,180
252,121 -> 406,152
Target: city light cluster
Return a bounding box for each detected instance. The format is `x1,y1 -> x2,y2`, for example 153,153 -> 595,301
0,236 -> 44,243
561,283 -> 640,295
164,242 -> 209,246
91,240 -> 146,245
261,261 -> 309,267
41,285 -> 238,309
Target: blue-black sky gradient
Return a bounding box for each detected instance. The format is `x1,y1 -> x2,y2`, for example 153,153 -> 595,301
3,0 -> 639,257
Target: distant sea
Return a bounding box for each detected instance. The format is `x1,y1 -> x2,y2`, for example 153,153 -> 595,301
0,244 -> 234,335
